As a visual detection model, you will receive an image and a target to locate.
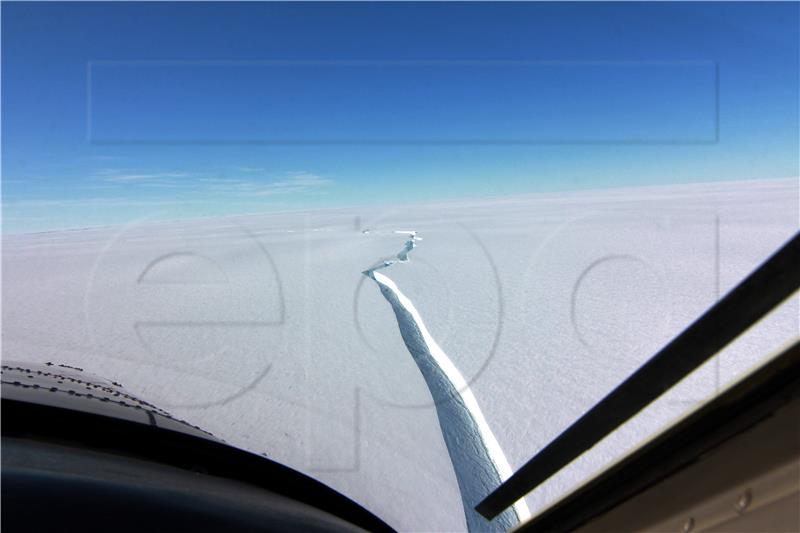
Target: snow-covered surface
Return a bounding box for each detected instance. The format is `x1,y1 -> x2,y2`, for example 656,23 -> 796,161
2,178 -> 798,531
367,263 -> 529,530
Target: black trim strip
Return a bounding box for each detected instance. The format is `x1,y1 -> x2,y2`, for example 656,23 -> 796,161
476,231 -> 800,520
518,340 -> 800,532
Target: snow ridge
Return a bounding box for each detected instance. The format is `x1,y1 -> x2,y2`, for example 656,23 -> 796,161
363,231 -> 530,531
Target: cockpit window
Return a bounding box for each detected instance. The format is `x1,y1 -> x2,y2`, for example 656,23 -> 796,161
2,2 -> 798,531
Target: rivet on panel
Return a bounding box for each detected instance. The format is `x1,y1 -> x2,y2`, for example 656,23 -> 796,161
735,489 -> 752,514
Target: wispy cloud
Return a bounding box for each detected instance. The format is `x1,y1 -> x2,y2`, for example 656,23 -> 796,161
80,184 -> 119,190
272,173 -> 332,188
249,172 -> 333,196
95,168 -> 131,175
102,172 -> 191,183
202,171 -> 333,196
198,177 -> 250,184
138,181 -> 186,188
2,177 -> 49,183
3,197 -> 197,209
235,166 -> 265,172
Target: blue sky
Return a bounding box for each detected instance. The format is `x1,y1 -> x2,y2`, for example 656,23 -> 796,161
2,2 -> 798,233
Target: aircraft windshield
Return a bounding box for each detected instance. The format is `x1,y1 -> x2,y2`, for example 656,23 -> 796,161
2,2 -> 798,531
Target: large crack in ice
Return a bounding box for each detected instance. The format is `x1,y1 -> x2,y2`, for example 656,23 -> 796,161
363,231 -> 530,532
